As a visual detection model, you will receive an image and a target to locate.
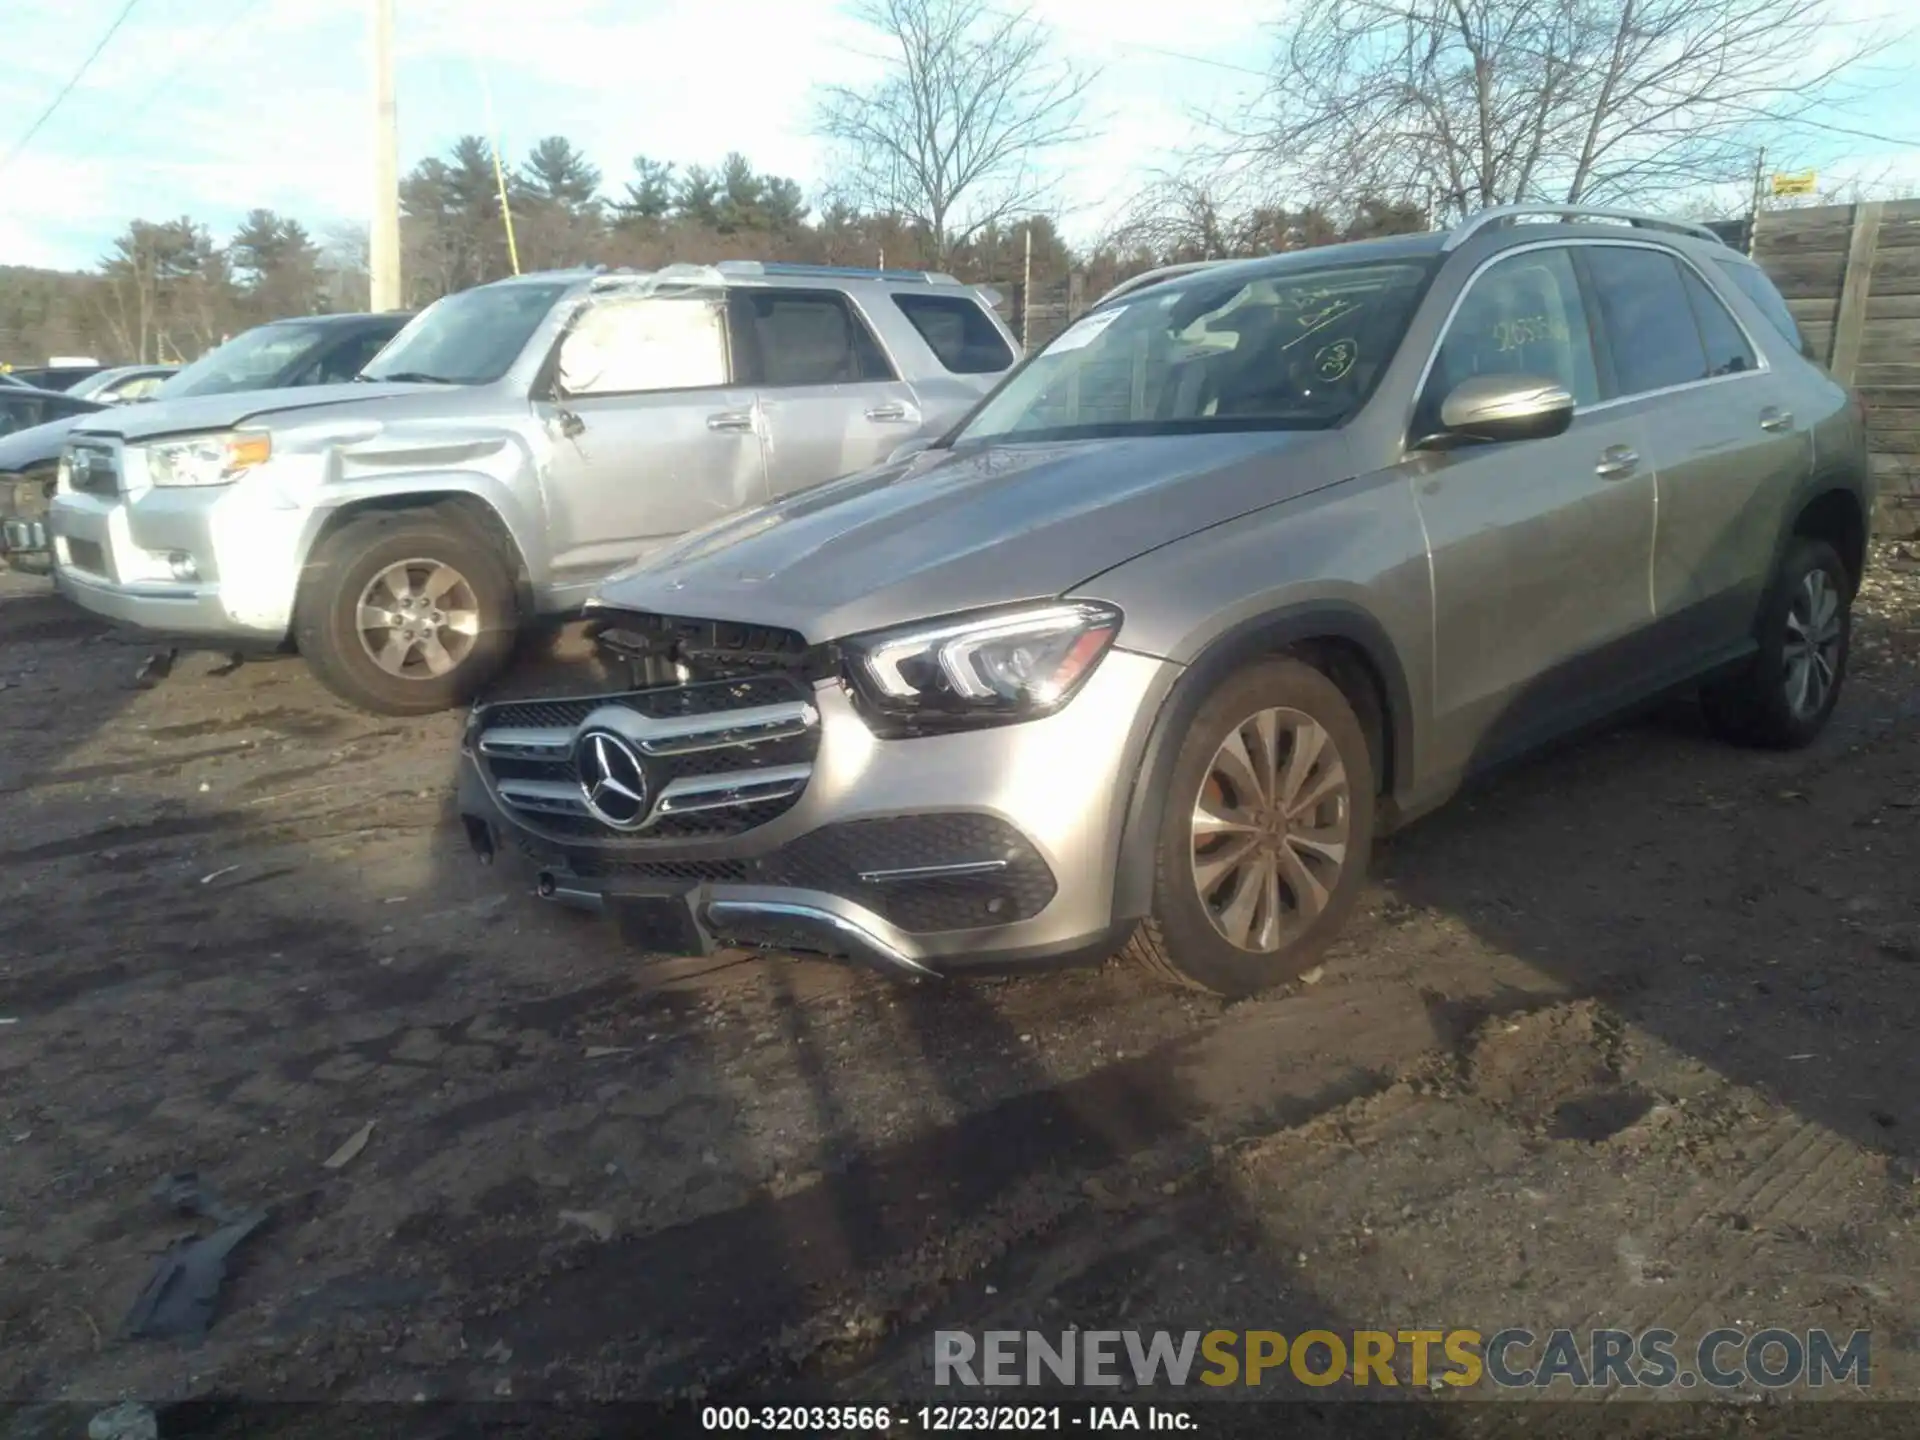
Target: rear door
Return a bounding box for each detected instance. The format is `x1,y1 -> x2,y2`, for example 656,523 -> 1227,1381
887,290 -> 1019,426
1576,243 -> 1809,662
729,287 -> 922,498
537,291 -> 768,583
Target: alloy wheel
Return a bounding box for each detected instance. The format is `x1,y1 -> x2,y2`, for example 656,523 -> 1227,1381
355,558 -> 481,680
1783,567 -> 1842,720
1190,706 -> 1351,953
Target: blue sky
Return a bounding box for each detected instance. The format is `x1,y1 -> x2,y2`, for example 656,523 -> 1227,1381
1,0 -> 1916,273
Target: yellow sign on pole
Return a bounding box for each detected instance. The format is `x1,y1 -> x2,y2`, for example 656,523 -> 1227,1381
1771,170 -> 1817,197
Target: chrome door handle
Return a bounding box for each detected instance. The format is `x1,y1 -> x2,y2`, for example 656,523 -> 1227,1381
1595,446 -> 1640,479
706,411 -> 754,433
864,404 -> 911,423
1760,408 -> 1793,432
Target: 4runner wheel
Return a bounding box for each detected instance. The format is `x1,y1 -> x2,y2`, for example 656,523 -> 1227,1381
1701,537 -> 1850,750
295,512 -> 518,715
1125,658 -> 1376,998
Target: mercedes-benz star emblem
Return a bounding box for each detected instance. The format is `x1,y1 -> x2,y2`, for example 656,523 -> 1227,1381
574,729 -> 651,830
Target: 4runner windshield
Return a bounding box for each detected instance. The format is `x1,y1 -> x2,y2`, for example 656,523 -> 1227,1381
361,280 -> 571,385
954,259 -> 1436,444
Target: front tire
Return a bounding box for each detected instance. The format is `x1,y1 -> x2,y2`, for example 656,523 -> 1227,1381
1124,658 -> 1376,998
1701,537 -> 1850,749
294,512 -> 518,715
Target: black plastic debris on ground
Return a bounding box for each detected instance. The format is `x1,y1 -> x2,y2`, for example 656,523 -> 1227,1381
121,1172 -> 270,1342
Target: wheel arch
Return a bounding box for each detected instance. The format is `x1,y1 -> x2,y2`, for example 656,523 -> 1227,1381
1110,601 -> 1415,923
1787,485 -> 1868,596
300,489 -> 536,617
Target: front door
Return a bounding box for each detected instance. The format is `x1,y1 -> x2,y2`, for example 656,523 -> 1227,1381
537,291 -> 769,587
729,287 -> 923,499
1408,244 -> 1657,778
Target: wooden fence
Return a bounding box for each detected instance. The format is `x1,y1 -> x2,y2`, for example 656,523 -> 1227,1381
1752,200 -> 1920,536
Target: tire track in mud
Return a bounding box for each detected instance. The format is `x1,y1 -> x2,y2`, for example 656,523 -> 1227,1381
1570,1116 -> 1883,1394
465,977 -> 1574,1399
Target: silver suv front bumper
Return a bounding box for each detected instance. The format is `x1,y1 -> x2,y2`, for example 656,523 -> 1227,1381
458,651 -> 1176,975
46,439 -> 304,641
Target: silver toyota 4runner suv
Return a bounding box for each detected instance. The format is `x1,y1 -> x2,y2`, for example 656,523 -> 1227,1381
457,205 -> 1872,997
45,262 -> 1017,714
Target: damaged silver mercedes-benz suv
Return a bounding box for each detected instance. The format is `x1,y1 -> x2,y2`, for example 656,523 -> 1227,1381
458,205 -> 1871,996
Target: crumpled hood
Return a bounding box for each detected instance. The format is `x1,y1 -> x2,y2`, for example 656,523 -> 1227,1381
67,380 -> 440,443
593,429 -> 1354,641
0,414 -> 85,476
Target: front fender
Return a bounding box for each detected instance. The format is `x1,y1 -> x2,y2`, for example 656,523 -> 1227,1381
286,426 -> 553,583
1076,473 -> 1433,923
1104,600 -> 1418,924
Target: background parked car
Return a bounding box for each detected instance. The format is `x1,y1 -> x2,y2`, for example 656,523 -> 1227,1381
0,383 -> 103,438
67,365 -> 179,405
155,312 -> 413,400
46,262 -> 1019,713
9,362 -> 106,392
3,312 -> 411,575
0,385 -> 107,574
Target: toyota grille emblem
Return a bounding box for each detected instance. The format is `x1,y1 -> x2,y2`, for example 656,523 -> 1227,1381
574,729 -> 651,830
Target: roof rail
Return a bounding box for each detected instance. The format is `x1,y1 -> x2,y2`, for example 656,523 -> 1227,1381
713,260 -> 962,285
1444,203 -> 1727,252
587,263 -> 730,291
1093,258 -> 1240,309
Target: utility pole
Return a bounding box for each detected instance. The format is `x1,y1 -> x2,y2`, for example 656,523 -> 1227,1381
1746,146 -> 1767,257
369,0 -> 402,311
1021,222 -> 1034,348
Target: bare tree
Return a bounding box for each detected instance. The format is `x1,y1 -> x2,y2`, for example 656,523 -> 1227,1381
814,0 -> 1095,261
1233,0 -> 1887,221
1105,173 -> 1429,266
319,224 -> 372,312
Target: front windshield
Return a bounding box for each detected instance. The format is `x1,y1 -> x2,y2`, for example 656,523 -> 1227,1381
361,281 -> 571,385
156,324 -> 333,399
955,259 -> 1436,444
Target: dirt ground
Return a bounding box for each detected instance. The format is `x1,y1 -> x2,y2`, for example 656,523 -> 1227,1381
2,549 -> 1919,1429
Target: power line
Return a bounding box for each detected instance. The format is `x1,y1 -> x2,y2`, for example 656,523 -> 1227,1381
120,0 -> 267,128
980,4 -> 1271,80
1784,116 -> 1919,151
1084,33 -> 1269,80
0,0 -> 147,177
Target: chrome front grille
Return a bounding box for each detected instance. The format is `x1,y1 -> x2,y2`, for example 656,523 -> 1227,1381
473,675 -> 819,841
64,441 -> 120,497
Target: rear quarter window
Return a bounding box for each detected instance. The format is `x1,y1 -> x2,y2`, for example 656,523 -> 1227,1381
1715,260 -> 1811,359
891,293 -> 1015,375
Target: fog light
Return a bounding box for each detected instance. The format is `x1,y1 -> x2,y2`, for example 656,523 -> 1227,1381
166,551 -> 198,582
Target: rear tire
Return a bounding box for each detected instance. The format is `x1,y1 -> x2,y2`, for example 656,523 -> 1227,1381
294,511 -> 519,715
1700,537 -> 1850,750
1124,658 -> 1375,998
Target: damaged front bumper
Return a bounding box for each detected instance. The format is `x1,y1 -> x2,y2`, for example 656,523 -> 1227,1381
456,655 -> 1175,978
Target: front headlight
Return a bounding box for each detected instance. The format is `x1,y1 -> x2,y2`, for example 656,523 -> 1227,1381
144,431 -> 272,488
839,600 -> 1122,735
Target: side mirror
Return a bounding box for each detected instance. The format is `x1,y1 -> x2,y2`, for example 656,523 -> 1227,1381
1426,374 -> 1575,447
